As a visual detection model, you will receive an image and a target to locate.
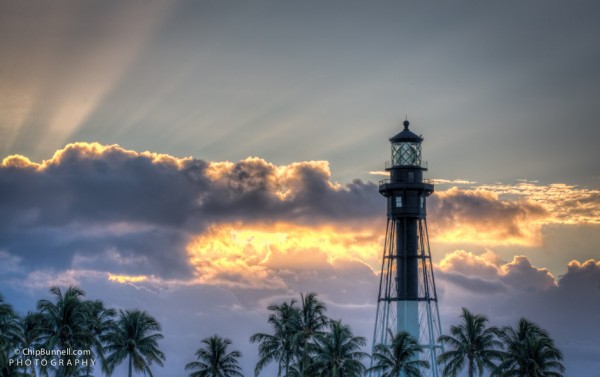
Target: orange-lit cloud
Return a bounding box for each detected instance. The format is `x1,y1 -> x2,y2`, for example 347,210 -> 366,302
107,273 -> 149,284
1,142 -> 384,288
476,181 -> 600,225
427,181 -> 599,246
0,155 -> 38,169
429,187 -> 549,246
186,222 -> 382,288
2,142 -> 598,292
566,259 -> 600,271
2,142 -> 193,172
368,170 -> 389,177
435,179 -> 478,185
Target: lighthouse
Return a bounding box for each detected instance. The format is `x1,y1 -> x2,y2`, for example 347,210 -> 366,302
370,120 -> 442,377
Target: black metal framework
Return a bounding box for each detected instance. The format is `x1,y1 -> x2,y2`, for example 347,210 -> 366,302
370,121 -> 442,377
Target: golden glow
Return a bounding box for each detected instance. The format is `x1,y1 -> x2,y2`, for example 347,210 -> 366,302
107,273 -> 149,284
1,155 -> 39,169
1,142 -> 193,172
368,170 -> 389,177
186,222 -> 381,288
476,181 -> 600,225
430,187 -> 549,246
435,179 -> 478,185
567,259 -> 600,270
433,222 -> 543,247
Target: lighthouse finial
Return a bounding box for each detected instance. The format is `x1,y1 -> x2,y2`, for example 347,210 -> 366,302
403,116 -> 410,129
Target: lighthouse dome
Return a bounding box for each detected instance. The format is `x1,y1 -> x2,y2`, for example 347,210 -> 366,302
389,120 -> 423,143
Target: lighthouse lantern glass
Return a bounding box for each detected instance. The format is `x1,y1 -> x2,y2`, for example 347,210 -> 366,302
392,141 -> 422,166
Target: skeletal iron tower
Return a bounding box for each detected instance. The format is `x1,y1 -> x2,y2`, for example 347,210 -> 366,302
371,120 -> 442,377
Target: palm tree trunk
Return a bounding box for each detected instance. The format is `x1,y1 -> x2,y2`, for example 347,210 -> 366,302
468,360 -> 473,377
128,354 -> 133,377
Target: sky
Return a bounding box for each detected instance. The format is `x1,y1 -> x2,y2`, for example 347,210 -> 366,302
1,0 -> 599,376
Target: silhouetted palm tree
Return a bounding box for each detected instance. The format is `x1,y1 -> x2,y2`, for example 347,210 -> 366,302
250,300 -> 300,376
367,330 -> 429,377
37,286 -> 93,377
294,293 -> 328,375
185,335 -> 243,377
437,308 -> 503,377
83,300 -> 116,376
494,318 -> 564,377
0,295 -> 21,377
104,309 -> 165,377
308,320 -> 367,377
18,312 -> 46,377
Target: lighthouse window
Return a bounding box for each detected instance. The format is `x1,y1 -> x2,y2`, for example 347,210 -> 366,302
395,196 -> 403,208
420,196 -> 424,208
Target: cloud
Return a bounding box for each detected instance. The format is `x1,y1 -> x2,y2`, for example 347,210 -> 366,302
438,249 -> 556,293
499,255 -> 556,291
438,249 -> 501,278
368,170 -> 388,177
0,142 -> 382,282
437,254 -> 600,375
476,181 -> 600,225
2,143 -> 598,290
429,187 -> 549,246
434,179 -> 478,185
202,157 -> 381,223
0,249 -> 22,274
428,181 -> 600,246
435,250 -> 600,374
185,222 -> 382,288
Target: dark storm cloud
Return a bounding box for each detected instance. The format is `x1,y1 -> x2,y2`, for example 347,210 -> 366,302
0,147 -> 209,229
0,143 -> 381,278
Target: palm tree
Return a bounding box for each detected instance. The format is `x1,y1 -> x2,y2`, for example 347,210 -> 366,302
494,318 -> 564,377
367,330 -> 429,377
437,307 -> 504,377
307,320 -> 367,377
294,293 -> 328,375
0,295 -> 21,377
250,300 -> 300,376
104,309 -> 165,377
18,312 -> 46,377
82,300 -> 116,376
37,286 -> 93,377
185,335 -> 243,377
